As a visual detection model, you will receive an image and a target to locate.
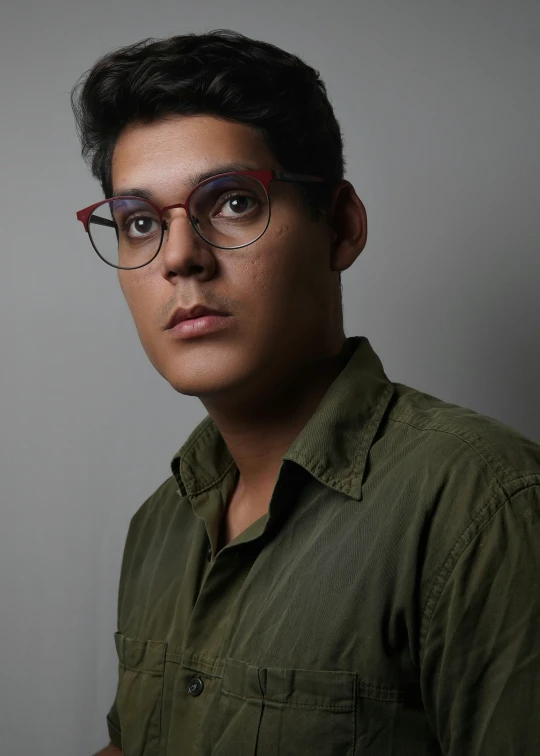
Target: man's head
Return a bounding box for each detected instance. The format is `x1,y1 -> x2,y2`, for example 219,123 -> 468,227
72,30 -> 366,409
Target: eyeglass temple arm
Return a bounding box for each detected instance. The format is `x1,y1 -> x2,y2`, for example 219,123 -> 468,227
89,216 -> 116,229
274,172 -> 326,183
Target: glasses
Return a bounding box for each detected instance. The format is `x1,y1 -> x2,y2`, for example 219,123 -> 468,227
76,169 -> 325,270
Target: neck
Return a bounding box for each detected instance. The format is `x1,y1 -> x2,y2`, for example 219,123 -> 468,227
201,335 -> 350,504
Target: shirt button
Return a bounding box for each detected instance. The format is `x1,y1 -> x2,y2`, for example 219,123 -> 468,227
188,676 -> 204,697
206,543 -> 212,561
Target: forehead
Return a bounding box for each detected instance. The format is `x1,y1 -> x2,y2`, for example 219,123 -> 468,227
111,115 -> 277,195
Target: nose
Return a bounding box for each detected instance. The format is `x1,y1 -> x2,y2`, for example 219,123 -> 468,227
158,208 -> 217,282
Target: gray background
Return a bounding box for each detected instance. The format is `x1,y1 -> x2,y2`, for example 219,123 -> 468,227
1,0 -> 539,753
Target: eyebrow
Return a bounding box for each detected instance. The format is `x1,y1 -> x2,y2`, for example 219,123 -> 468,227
111,162 -> 258,201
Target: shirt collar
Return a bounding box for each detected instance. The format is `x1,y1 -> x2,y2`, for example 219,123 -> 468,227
171,336 -> 395,502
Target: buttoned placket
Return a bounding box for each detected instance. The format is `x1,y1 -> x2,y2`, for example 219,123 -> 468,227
165,462 -> 306,755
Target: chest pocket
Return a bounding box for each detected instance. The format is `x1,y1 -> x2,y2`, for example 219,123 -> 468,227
211,658 -> 355,756
114,632 -> 167,756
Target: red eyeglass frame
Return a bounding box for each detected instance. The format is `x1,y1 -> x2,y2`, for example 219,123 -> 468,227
76,169 -> 326,269
76,170 -> 325,229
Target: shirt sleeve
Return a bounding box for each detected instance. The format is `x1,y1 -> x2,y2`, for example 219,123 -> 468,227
106,698 -> 122,750
104,513 -> 135,753
421,484 -> 540,755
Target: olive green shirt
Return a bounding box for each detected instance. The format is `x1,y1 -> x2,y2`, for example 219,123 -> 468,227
107,336 -> 540,756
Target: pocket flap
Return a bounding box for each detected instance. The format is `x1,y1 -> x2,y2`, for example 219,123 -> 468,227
264,667 -> 355,710
114,632 -> 167,675
222,657 -> 355,710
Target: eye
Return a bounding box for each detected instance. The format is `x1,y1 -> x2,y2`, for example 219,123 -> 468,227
124,215 -> 160,238
217,193 -> 258,218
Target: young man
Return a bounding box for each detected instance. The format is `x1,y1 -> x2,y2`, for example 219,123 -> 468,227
72,30 -> 540,756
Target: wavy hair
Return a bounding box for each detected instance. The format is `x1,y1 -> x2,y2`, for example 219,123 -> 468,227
71,29 -> 345,219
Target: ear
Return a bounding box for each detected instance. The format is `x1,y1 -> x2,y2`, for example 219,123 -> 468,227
326,181 -> 367,272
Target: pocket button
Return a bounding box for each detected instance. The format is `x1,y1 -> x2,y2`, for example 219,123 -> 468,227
188,676 -> 204,696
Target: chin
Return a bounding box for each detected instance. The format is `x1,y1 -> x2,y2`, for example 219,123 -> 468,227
160,354 -> 251,399
145,334 -> 268,400
166,375 -> 241,400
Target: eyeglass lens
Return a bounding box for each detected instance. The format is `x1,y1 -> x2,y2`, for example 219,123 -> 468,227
88,174 -> 270,269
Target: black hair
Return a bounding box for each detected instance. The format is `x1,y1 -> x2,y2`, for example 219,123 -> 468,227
71,29 -> 345,219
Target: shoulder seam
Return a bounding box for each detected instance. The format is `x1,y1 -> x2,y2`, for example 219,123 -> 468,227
419,481 -> 540,664
387,415 -> 512,496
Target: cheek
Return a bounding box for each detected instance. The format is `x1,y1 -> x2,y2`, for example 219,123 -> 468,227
265,223 -> 325,296
241,224 -> 305,290
234,235 -> 322,332
221,245 -> 277,304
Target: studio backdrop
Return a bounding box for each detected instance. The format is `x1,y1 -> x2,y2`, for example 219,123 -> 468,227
1,1 -> 538,753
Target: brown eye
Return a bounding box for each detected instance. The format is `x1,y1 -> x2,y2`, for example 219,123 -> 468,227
217,193 -> 258,218
126,216 -> 160,238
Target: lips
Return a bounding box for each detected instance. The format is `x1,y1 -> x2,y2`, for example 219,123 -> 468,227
166,305 -> 229,329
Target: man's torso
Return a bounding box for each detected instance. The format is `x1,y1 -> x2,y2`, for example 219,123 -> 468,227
107,337 -> 540,755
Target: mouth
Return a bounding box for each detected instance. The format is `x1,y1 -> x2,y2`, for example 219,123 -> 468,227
169,313 -> 232,339
166,305 -> 229,329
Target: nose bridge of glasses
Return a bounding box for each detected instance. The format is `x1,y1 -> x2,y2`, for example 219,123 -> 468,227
160,201 -> 197,235
161,200 -> 189,218
160,202 -> 201,245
